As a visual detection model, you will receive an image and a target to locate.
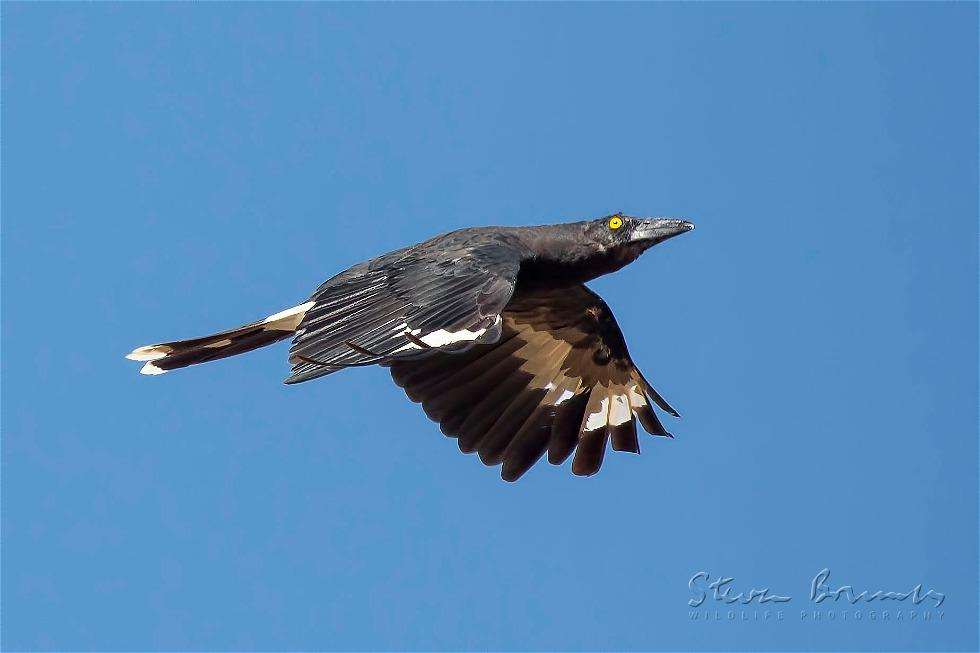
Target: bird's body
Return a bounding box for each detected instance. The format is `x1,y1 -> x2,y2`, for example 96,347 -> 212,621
127,213 -> 694,480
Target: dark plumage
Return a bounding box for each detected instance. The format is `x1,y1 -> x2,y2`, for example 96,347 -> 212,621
127,213 -> 694,481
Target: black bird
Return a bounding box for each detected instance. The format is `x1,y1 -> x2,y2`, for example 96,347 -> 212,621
127,213 -> 694,481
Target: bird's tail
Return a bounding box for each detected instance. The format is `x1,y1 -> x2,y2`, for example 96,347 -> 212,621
126,301 -> 314,376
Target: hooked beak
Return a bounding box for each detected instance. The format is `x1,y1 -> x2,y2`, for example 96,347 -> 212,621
630,217 -> 695,247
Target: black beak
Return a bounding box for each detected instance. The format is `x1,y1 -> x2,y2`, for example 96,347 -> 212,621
630,217 -> 695,246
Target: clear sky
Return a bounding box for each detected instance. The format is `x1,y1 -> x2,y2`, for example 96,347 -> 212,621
3,3 -> 977,651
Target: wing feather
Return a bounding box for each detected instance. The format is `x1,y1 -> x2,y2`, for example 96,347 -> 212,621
388,284 -> 679,480
286,235 -> 526,383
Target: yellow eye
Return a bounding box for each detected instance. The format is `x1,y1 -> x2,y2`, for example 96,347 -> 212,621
608,216 -> 624,230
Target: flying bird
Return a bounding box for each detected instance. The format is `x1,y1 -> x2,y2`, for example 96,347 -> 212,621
127,213 -> 694,481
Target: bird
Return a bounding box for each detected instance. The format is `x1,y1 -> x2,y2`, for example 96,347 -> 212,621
126,212 -> 694,481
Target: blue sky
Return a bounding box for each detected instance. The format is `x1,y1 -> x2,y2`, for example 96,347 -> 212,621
3,3 -> 976,651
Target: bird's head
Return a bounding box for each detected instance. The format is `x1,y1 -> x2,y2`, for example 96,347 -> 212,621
517,213 -> 695,286
563,213 -> 695,280
583,213 -> 695,254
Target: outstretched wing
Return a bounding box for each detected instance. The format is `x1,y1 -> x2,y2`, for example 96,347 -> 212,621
286,232 -> 528,384
388,284 -> 679,481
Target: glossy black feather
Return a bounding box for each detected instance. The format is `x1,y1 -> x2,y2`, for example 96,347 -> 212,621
501,404 -> 559,481
548,391 -> 591,465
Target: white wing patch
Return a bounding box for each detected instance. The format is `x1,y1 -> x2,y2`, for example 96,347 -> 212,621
554,388 -> 577,405
609,392 -> 631,426
585,396 -> 610,431
580,386 -> 638,431
418,318 -> 498,347
627,383 -> 647,409
393,316 -> 502,353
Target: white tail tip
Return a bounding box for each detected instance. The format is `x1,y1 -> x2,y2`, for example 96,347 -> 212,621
140,362 -> 167,375
126,345 -> 172,362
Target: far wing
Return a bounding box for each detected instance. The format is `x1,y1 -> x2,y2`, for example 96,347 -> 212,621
388,284 -> 679,481
286,234 -> 526,384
